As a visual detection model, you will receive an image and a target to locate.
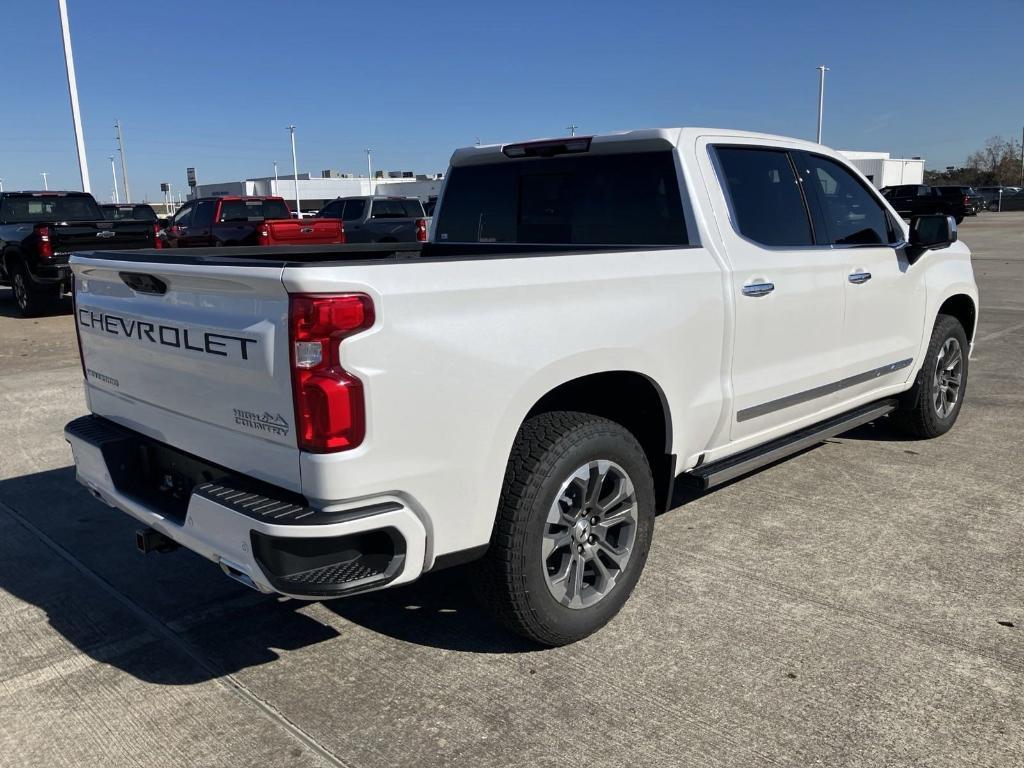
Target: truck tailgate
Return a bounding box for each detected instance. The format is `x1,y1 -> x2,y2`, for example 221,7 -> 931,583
56,220 -> 154,253
72,256 -> 301,491
266,217 -> 344,245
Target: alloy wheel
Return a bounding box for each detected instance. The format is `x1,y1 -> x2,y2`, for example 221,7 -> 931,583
543,460 -> 638,609
12,272 -> 27,311
933,337 -> 963,419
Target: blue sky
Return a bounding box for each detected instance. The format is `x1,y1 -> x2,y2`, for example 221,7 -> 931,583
1,0 -> 1021,201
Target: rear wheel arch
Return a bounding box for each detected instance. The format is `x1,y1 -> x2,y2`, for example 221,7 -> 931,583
523,371 -> 675,512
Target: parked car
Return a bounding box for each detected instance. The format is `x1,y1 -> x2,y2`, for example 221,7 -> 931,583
880,184 -> 967,223
164,196 -> 344,247
977,186 -> 1024,211
315,195 -> 428,243
99,203 -> 159,222
934,186 -> 984,215
65,128 -> 977,645
0,190 -> 160,316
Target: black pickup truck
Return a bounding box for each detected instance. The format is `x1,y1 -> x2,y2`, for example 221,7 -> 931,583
879,184 -> 968,224
0,191 -> 160,316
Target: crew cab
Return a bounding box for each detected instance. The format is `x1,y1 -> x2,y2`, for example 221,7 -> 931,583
64,129 -> 978,646
0,191 -> 160,316
315,195 -> 428,243
165,196 -> 344,248
881,184 -> 969,223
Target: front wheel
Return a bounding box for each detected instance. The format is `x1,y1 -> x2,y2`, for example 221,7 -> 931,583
475,411 -> 655,646
894,314 -> 968,438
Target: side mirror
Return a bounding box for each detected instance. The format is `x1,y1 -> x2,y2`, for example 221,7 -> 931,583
906,214 -> 957,264
158,218 -> 170,229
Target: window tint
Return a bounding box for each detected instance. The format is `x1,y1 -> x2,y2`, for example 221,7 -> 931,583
371,199 -> 423,218
192,200 -> 216,228
218,199 -> 292,221
715,147 -> 812,247
0,194 -> 102,223
434,151 -> 687,245
318,201 -> 343,218
803,154 -> 893,246
342,199 -> 366,221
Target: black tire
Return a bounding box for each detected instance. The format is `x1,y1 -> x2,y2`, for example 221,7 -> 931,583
11,259 -> 60,318
894,314 -> 969,438
475,411 -> 655,646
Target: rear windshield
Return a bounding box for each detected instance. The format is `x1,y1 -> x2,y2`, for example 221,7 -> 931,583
0,193 -> 103,223
434,151 -> 687,245
100,204 -> 158,221
370,199 -> 424,219
218,199 -> 292,221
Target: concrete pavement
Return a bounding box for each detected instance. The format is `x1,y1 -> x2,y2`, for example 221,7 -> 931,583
1,214 -> 1022,767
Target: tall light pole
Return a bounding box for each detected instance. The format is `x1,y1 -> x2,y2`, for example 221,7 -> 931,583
109,156 -> 119,203
57,0 -> 90,193
566,124 -> 578,137
0,179 -> 4,192
41,172 -> 49,190
273,160 -> 279,181
287,125 -> 300,216
816,65 -> 829,144
1019,126 -> 1023,187
365,148 -> 373,192
115,119 -> 131,202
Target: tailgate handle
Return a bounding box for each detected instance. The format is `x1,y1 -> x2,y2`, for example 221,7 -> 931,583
119,271 -> 168,295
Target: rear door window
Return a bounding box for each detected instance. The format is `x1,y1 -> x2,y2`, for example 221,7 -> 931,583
434,150 -> 687,245
192,200 -> 216,228
714,147 -> 813,247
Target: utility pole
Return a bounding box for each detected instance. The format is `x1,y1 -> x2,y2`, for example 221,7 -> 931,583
287,125 -> 300,216
109,156 -> 119,203
41,172 -> 49,190
57,0 -> 90,193
115,120 -> 131,202
566,124 -> 578,137
365,148 -> 373,192
1019,126 -> 1023,187
0,179 -> 4,192
273,160 -> 279,183
816,65 -> 829,144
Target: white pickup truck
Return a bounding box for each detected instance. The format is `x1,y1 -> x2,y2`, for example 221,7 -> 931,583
65,128 -> 978,646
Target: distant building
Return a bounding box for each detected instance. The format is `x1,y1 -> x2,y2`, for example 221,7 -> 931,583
191,172 -> 444,215
839,151 -> 924,189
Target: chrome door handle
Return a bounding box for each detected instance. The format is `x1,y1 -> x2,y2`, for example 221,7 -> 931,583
741,282 -> 775,297
848,271 -> 872,285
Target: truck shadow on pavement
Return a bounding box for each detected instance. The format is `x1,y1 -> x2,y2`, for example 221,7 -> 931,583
0,288 -> 72,318
0,467 -> 536,687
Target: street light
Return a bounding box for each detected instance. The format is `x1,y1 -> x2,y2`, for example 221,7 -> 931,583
115,120 -> 131,202
109,155 -> 119,203
41,172 -> 49,190
287,125 -> 300,216
57,0 -> 90,193
566,124 -> 578,137
816,65 -> 829,143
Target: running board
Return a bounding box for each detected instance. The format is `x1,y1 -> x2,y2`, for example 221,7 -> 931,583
679,399 -> 898,490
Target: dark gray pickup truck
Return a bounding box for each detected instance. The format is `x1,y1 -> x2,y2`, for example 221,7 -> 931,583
315,195 -> 428,243
0,191 -> 160,316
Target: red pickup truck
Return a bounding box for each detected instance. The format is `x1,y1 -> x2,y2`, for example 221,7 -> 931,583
164,196 -> 344,247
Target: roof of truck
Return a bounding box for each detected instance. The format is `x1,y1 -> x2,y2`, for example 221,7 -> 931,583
449,127 -> 832,167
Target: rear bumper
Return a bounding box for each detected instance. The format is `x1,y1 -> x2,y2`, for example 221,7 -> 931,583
31,262 -> 71,286
64,415 -> 426,598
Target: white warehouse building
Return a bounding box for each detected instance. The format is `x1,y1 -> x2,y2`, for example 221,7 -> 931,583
839,151 -> 924,189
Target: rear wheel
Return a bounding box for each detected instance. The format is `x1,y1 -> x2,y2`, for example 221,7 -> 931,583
894,314 -> 968,438
475,411 -> 655,646
11,260 -> 60,318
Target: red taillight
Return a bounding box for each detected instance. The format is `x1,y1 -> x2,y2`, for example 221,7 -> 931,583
415,218 -> 427,242
964,195 -> 970,206
36,225 -> 53,258
258,227 -> 271,246
289,294 -> 374,452
153,222 -> 164,249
